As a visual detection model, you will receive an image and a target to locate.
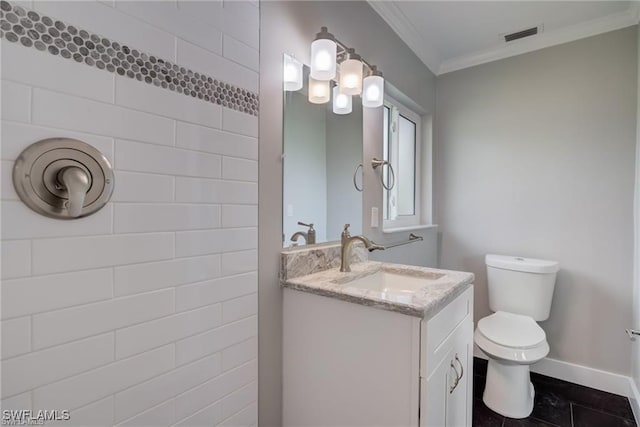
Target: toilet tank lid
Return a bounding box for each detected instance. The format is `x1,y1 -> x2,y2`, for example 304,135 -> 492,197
486,254 -> 559,274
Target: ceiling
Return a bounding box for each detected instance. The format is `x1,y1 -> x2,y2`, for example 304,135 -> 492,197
368,1 -> 639,75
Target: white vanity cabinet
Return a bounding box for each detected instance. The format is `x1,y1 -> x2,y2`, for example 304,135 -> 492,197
282,285 -> 474,427
420,287 -> 474,427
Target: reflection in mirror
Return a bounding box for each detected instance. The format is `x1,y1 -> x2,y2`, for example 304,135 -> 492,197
283,62 -> 363,247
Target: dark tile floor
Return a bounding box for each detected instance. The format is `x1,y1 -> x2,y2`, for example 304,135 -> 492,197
473,358 -> 637,427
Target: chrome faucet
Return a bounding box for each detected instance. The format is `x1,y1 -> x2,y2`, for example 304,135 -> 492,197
290,221 -> 316,245
340,224 -> 384,272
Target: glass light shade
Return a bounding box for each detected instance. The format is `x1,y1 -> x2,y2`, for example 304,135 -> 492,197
310,38 -> 337,80
332,86 -> 352,115
283,54 -> 303,91
339,59 -> 363,95
362,74 -> 384,108
308,76 -> 330,104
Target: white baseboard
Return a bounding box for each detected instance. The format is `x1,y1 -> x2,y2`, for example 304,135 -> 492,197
629,378 -> 640,426
473,347 -> 630,397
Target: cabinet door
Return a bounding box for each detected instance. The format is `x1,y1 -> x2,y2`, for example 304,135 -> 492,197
422,347 -> 457,427
421,318 -> 473,427
446,319 -> 472,427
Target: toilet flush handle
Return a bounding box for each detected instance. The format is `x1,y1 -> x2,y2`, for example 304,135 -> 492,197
59,167 -> 91,217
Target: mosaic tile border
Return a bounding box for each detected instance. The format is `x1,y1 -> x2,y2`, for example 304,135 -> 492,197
0,0 -> 259,116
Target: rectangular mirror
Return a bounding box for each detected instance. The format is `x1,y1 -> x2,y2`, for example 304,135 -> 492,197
282,61 -> 363,247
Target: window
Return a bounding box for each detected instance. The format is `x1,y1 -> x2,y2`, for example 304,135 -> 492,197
382,96 -> 430,229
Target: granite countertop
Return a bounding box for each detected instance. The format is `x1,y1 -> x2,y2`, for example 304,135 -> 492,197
281,261 -> 474,319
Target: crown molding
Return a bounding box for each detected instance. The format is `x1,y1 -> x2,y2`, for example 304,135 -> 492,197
630,1 -> 640,23
438,4 -> 640,75
366,0 -> 441,75
369,1 -> 640,76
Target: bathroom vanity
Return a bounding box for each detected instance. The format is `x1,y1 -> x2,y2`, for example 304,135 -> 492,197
281,246 -> 474,427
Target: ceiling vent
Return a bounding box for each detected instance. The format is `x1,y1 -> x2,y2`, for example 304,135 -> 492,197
504,26 -> 539,42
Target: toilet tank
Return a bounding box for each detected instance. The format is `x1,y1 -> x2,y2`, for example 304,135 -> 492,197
486,254 -> 559,321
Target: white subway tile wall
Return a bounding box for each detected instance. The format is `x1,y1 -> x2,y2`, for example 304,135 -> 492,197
173,359 -> 257,421
1,1 -> 259,425
1,317 -> 31,359
2,41 -> 116,103
1,81 -> 31,122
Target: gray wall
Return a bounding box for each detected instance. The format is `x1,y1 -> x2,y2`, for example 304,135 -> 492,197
435,27 -> 638,375
259,2 -> 436,425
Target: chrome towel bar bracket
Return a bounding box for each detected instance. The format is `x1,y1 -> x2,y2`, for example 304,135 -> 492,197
371,158 -> 395,191
626,329 -> 640,341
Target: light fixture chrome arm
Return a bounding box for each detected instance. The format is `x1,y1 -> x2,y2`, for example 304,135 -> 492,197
333,37 -> 377,75
314,26 -> 381,78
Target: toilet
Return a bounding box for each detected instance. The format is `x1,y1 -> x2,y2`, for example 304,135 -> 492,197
474,254 -> 559,419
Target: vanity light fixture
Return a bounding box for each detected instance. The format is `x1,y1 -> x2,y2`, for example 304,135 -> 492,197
310,27 -> 337,80
339,49 -> 363,96
308,76 -> 331,104
283,54 -> 303,91
362,66 -> 384,108
332,86 -> 352,115
307,26 -> 385,111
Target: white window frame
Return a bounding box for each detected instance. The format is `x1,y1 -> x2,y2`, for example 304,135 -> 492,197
382,95 -> 427,231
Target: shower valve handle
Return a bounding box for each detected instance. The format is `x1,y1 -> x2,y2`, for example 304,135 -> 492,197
59,167 -> 91,218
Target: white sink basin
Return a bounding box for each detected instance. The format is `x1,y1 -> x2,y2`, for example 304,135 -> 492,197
344,270 -> 445,294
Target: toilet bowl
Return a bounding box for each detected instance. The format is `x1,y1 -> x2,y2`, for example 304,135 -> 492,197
475,254 -> 559,419
475,311 -> 549,418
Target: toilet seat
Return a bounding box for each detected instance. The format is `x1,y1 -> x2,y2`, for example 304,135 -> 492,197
475,312 -> 549,363
478,311 -> 545,348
